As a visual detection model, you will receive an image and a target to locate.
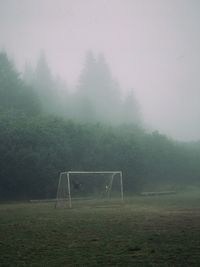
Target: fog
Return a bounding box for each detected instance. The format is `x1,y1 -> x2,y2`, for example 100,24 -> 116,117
1,0 -> 200,141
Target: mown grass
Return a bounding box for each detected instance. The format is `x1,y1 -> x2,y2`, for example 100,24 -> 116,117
0,190 -> 200,266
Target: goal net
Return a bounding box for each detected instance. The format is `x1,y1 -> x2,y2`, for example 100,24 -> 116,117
55,171 -> 123,208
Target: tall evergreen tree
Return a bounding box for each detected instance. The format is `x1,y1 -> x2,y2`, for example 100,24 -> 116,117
0,51 -> 40,115
33,52 -> 55,112
76,51 -> 122,123
23,61 -> 35,85
24,52 -> 69,117
122,89 -> 142,125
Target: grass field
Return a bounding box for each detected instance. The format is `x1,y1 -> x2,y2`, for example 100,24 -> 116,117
0,190 -> 200,266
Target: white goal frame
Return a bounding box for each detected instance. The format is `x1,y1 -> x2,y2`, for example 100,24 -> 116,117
55,171 -> 123,208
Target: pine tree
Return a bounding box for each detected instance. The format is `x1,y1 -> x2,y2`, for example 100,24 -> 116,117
34,51 -> 54,102
23,62 -> 35,85
76,51 -> 122,123
0,51 -> 40,115
31,51 -> 69,116
122,89 -> 142,125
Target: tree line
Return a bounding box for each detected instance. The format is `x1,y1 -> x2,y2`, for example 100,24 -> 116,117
0,50 -> 200,200
24,51 -> 141,125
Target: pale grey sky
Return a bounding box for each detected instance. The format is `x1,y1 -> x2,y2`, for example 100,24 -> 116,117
0,0 -> 200,140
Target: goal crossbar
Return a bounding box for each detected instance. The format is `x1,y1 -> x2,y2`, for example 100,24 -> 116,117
61,171 -> 122,175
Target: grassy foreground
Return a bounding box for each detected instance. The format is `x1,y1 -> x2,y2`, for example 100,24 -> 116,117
0,191 -> 200,266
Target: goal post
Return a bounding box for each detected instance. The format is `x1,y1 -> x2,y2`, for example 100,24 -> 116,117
55,171 -> 123,208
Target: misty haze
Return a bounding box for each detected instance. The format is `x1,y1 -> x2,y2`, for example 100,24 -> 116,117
0,1 -> 200,266
1,0 -> 200,140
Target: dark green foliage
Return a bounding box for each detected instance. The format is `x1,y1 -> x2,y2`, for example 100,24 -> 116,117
1,50 -> 200,200
0,110 -> 200,199
0,51 -> 40,115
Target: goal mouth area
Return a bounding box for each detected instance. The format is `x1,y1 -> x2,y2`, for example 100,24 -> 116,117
55,171 -> 124,208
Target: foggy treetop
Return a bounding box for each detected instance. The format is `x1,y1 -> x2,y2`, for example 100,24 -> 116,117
1,0 -> 200,140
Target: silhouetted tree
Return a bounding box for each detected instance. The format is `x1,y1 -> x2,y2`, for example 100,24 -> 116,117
75,51 -> 122,123
25,51 -> 69,117
0,51 -> 40,115
122,89 -> 142,125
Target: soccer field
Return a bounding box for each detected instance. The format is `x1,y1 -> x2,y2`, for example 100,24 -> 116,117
0,191 -> 200,266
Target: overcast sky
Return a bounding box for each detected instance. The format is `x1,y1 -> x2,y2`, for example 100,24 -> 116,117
0,0 -> 200,141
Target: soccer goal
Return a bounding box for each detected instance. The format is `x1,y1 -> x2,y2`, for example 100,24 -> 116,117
55,171 -> 123,208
